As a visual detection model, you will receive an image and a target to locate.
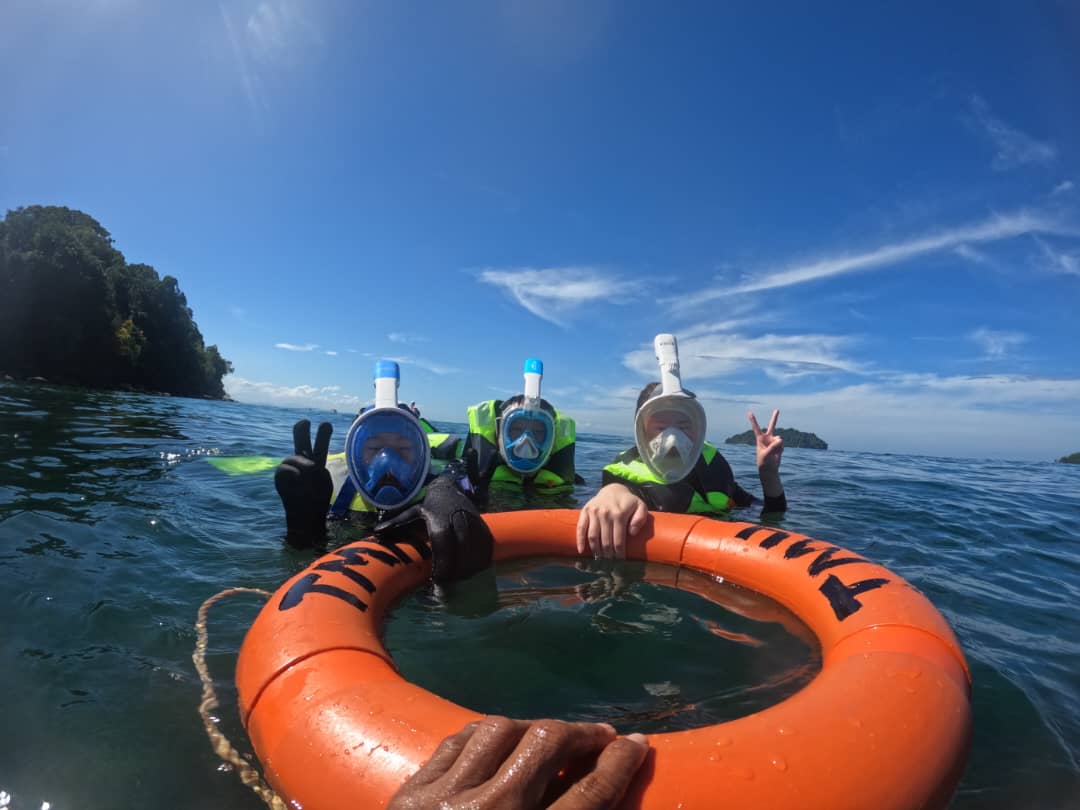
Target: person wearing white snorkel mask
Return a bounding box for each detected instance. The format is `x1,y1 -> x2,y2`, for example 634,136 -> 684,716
577,334 -> 786,559
463,358 -> 583,503
274,360 -> 493,584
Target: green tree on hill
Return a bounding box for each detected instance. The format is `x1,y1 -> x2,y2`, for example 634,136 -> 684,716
0,205 -> 232,398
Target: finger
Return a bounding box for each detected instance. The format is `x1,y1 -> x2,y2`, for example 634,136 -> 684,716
406,723 -> 480,788
612,511 -> 627,560
629,500 -> 649,537
373,504 -> 424,534
496,721 -> 617,808
767,409 -> 779,435
748,411 -> 762,438
600,514 -> 614,560
293,419 -> 312,458
548,735 -> 649,810
313,422 -> 333,467
576,510 -> 590,555
587,515 -> 602,559
274,463 -> 300,493
443,716 -> 532,791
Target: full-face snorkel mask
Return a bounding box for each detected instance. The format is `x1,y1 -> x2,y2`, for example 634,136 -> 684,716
344,360 -> 430,510
634,334 -> 707,484
497,358 -> 557,476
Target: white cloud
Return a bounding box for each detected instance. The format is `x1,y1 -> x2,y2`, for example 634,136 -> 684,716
225,375 -> 363,411
677,209 -> 1074,305
1034,237 -> 1080,277
969,95 -> 1057,170
324,350 -> 338,356
953,244 -> 992,265
386,355 -> 459,376
622,331 -> 861,381
967,328 -> 1027,359
388,332 -> 428,344
274,342 -> 319,351
477,266 -> 641,326
1051,180 -> 1074,197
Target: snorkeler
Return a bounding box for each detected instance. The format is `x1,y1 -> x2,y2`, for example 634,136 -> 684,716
577,334 -> 786,559
275,360 -> 492,583
463,358 -> 583,501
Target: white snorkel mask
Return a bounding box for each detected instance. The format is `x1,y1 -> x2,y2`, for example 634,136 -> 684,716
497,358 -> 556,476
634,334 -> 707,484
344,360 -> 431,510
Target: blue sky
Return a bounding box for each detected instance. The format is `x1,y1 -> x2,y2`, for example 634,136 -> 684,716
3,1 -> 1078,460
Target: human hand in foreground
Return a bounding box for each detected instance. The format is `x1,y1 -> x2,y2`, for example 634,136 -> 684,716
375,475 -> 494,584
274,420 -> 332,548
388,716 -> 649,810
576,484 -> 649,560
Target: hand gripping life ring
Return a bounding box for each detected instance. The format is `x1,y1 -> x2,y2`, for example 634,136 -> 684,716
236,510 -> 972,810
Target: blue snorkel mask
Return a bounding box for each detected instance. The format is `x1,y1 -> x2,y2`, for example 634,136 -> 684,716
498,358 -> 556,476
344,361 -> 430,510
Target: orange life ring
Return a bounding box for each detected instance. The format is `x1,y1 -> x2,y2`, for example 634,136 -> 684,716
236,510 -> 972,809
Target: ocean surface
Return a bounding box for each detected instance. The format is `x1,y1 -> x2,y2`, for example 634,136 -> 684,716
0,383 -> 1077,810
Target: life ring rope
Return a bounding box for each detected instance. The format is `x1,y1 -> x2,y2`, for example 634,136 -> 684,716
193,587 -> 287,810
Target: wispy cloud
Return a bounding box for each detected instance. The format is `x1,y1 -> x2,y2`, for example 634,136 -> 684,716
324,350 -> 338,356
968,95 -> 1057,170
1034,237 -> 1080,277
274,342 -> 319,351
225,375 -> 363,410
386,355 -> 460,376
388,332 -> 428,344
622,330 -> 861,382
477,266 -> 641,326
678,210 -> 1074,305
1051,180 -> 1074,197
968,328 -> 1027,359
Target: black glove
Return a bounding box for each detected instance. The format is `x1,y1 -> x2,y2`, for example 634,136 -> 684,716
274,419 -> 333,549
439,447 -> 486,507
373,475 -> 494,584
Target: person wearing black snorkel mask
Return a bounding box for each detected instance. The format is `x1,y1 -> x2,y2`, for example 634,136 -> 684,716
577,334 -> 787,560
462,359 -> 583,504
274,360 -> 493,584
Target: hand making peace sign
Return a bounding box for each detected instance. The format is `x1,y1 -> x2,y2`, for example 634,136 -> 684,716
748,408 -> 784,475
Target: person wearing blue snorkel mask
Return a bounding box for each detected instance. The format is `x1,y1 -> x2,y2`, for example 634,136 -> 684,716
577,334 -> 787,560
463,358 -> 583,503
274,361 -> 493,584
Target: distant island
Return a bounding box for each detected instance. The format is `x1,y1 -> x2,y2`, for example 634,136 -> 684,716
1059,452 -> 1080,464
725,427 -> 828,450
0,206 -> 232,399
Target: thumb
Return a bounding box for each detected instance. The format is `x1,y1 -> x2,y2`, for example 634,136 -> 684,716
374,504 -> 425,534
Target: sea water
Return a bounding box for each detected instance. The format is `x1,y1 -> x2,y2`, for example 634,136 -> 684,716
0,383 -> 1076,809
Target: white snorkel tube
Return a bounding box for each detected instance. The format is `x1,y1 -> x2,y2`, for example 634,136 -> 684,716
634,334 -> 707,483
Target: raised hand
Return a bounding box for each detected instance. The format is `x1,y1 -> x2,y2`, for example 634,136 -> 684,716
388,716 -> 649,810
274,419 -> 333,548
748,409 -> 784,475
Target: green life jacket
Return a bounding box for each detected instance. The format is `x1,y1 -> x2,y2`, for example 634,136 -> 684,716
466,400 -> 577,489
602,442 -> 737,514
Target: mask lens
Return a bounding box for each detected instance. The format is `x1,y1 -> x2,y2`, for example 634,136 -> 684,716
345,409 -> 429,509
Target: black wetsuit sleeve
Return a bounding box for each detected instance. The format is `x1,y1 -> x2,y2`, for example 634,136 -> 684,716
761,491 -> 787,514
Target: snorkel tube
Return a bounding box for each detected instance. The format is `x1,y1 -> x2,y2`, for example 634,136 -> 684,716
634,334 -> 707,483
497,358 -> 557,476
344,360 -> 431,511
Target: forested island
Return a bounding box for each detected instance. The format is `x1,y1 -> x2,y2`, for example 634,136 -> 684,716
725,427 -> 828,450
1059,453 -> 1080,464
0,206 -> 231,399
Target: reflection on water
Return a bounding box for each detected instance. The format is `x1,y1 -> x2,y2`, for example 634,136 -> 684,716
386,557 -> 820,735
